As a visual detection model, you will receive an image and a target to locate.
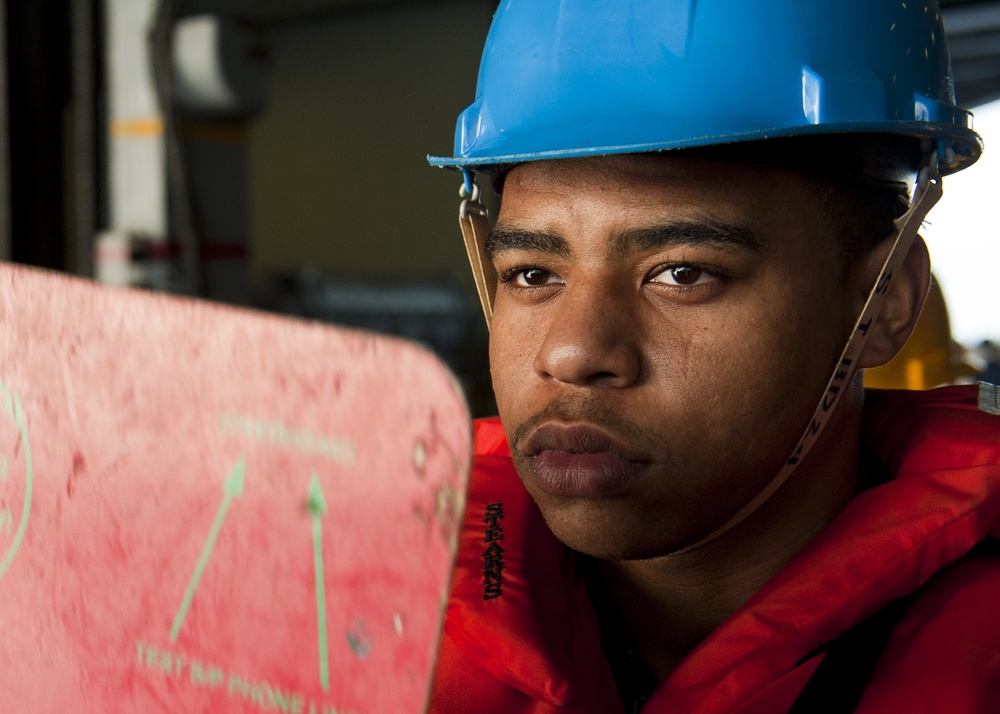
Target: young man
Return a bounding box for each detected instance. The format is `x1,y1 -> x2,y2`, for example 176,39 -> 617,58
428,2 -> 1000,711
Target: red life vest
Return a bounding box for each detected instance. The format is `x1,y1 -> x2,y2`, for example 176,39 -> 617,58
430,386 -> 1000,713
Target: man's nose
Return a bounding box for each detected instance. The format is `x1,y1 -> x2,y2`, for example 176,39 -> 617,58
532,283 -> 642,388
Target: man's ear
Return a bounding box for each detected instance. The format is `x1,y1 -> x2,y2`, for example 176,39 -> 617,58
856,234 -> 931,369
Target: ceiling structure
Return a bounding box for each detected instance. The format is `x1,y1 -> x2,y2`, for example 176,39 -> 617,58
942,0 -> 1000,106
179,0 -> 1000,108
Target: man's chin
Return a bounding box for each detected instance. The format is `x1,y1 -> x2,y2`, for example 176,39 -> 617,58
530,498 -> 697,561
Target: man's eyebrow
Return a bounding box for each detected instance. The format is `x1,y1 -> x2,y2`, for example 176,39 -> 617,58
484,220 -> 763,261
484,225 -> 570,261
613,220 -> 765,257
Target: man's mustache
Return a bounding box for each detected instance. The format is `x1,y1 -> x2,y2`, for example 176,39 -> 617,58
507,395 -> 652,459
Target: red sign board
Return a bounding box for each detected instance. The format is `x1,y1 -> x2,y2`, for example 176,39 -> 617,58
0,264 -> 471,712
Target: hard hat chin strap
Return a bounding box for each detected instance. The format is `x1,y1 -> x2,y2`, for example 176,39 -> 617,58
459,173 -> 496,329
457,153 -> 943,556
671,150 -> 944,556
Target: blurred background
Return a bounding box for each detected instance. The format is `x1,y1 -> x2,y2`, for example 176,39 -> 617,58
0,0 -> 998,413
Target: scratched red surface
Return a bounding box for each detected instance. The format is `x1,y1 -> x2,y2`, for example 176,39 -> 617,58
0,263 -> 471,713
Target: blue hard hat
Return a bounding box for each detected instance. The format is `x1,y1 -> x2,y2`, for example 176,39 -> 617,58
428,0 -> 982,175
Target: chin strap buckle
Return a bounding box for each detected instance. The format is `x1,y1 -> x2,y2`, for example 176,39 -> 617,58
459,171 -> 497,329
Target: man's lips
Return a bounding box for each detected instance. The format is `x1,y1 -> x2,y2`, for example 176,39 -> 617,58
523,423 -> 648,498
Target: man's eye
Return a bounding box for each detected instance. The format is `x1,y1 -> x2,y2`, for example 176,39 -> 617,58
650,265 -> 710,286
513,268 -> 559,287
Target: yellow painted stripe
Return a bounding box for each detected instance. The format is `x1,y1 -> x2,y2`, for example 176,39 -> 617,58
110,117 -> 165,138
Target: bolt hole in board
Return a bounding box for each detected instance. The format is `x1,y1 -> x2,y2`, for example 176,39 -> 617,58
0,263 -> 471,713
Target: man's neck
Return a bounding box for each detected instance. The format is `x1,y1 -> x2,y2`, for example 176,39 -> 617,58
592,422 -> 864,683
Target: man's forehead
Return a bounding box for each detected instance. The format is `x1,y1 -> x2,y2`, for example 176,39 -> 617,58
497,153 -> 817,230
490,152 -> 841,264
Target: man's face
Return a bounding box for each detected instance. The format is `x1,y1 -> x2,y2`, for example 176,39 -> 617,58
488,154 -> 864,559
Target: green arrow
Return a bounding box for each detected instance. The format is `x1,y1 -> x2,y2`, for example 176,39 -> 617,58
308,472 -> 330,691
170,457 -> 246,642
0,390 -> 33,582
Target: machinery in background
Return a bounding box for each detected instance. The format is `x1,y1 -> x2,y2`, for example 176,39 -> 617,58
101,2 -> 265,302
260,268 -> 495,417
